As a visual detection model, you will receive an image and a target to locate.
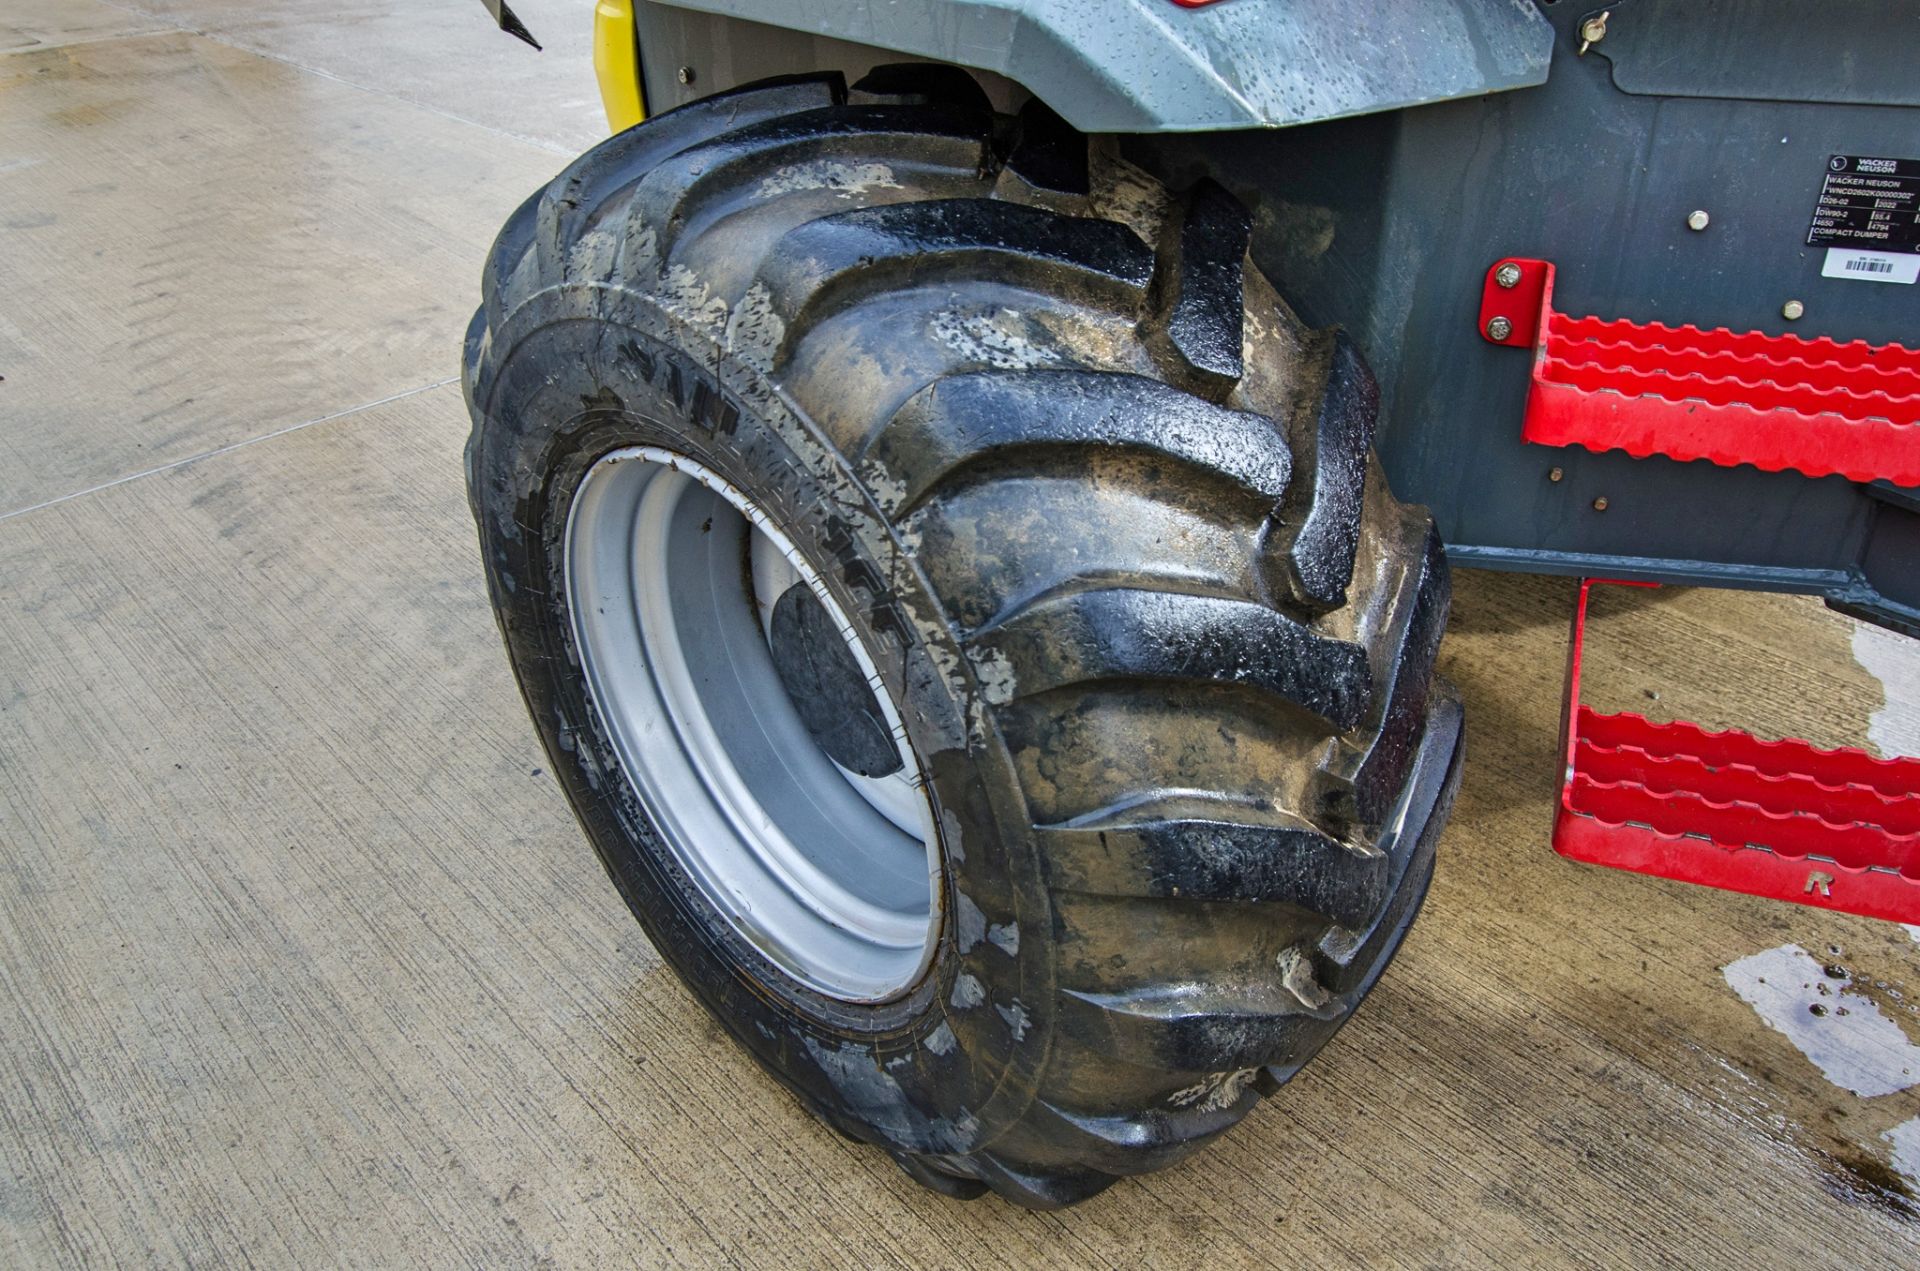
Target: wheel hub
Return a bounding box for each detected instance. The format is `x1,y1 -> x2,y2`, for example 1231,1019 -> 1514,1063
563,447 -> 940,1002
766,581 -> 903,779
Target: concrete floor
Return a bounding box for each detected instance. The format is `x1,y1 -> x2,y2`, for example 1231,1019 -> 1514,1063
3,2 -> 1919,1264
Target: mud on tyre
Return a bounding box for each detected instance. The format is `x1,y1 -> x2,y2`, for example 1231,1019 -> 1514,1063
462,68 -> 1464,1208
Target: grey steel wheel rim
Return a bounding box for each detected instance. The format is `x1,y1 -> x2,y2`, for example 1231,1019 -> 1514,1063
564,447 -> 942,1003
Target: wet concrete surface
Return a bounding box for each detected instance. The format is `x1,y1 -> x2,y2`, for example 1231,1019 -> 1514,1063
3,1 -> 1920,1264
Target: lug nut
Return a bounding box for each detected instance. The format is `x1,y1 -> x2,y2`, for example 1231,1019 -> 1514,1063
1687,209 -> 1710,231
677,65 -> 696,85
1782,299 -> 1805,320
1494,262 -> 1523,289
1592,496 -> 1610,511
1549,467 -> 1565,482
1486,316 -> 1514,341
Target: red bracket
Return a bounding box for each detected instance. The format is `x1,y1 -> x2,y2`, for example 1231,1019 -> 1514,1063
1556,579 -> 1920,923
1480,257 -> 1920,486
1479,256 -> 1550,348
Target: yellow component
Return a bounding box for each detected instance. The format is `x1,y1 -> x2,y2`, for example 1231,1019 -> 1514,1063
592,0 -> 647,132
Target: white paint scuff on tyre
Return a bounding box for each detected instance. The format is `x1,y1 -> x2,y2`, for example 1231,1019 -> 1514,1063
964,645 -> 1017,706
723,282 -> 785,372
950,972 -> 985,1009
953,892 -> 987,952
802,1035 -> 977,1152
1169,1068 -> 1258,1113
756,160 -> 902,199
929,309 -> 1063,370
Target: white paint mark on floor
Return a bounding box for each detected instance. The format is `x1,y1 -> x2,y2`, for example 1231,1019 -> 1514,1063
1724,944 -> 1920,1098
1888,1117 -> 1920,1187
1905,925 -> 1920,946
1852,623 -> 1920,759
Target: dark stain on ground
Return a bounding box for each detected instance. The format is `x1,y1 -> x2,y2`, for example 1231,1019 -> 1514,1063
1816,1145 -> 1919,1222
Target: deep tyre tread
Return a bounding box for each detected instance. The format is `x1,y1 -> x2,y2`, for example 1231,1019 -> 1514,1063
527,73 -> 847,290
1002,99 -> 1090,198
1277,331 -> 1380,611
463,71 -> 1459,1210
867,370 -> 1293,520
751,199 -> 1157,365
1145,177 -> 1251,397
966,587 -> 1372,728
1036,816 -> 1388,930
625,105 -> 994,265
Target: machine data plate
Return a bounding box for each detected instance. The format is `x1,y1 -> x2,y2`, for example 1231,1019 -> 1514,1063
1808,154 -> 1919,283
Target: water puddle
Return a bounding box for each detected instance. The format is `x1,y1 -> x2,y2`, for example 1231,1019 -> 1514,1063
1723,944 -> 1920,1098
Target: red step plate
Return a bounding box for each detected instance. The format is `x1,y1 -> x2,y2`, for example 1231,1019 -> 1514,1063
1481,257 -> 1920,486
1554,579 -> 1920,923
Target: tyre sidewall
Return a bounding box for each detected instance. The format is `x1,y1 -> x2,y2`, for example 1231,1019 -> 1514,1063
465,288 -> 1054,1159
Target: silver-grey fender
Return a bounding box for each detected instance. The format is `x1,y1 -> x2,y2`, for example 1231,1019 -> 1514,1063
640,0 -> 1554,132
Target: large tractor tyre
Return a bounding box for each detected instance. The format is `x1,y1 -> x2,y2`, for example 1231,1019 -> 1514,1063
463,69 -> 1463,1209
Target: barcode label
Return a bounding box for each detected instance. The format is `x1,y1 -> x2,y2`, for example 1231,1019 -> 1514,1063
1820,248 -> 1919,284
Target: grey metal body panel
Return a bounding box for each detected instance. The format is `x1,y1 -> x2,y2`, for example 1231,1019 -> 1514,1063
1590,0 -> 1920,108
642,0 -> 1553,133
